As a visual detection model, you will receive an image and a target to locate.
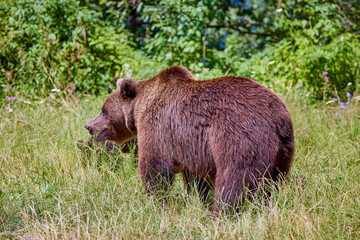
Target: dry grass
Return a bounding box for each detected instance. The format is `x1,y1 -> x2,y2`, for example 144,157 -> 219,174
1,95 -> 360,239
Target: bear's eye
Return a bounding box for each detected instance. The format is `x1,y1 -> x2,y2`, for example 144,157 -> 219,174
101,108 -> 108,116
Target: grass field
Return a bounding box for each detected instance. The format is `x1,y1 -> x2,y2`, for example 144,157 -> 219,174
1,94 -> 360,239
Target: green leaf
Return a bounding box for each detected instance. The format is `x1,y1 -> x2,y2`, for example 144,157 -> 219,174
48,33 -> 56,41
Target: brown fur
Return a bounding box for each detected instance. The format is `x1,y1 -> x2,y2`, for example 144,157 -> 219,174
85,66 -> 294,213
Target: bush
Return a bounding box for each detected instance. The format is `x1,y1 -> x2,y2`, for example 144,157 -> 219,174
0,0 -> 165,100
218,1 -> 360,101
0,0 -> 359,102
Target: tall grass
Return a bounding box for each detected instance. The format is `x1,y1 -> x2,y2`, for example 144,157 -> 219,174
1,95 -> 359,239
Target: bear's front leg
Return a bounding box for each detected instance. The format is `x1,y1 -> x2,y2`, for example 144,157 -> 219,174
138,155 -> 175,198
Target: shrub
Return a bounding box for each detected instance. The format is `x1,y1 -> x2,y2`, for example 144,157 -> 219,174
1,0 -> 359,102
0,0 -> 165,100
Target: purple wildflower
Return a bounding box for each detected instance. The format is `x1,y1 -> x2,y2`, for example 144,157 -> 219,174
345,102 -> 350,105
335,113 -> 340,117
341,105 -> 346,110
323,72 -> 328,75
346,93 -> 351,98
6,96 -> 16,101
5,105 -> 9,110
332,98 -> 338,101
340,102 -> 344,106
298,84 -> 303,88
324,76 -> 329,80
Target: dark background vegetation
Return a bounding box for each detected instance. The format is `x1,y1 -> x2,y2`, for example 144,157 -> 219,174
1,0 -> 359,102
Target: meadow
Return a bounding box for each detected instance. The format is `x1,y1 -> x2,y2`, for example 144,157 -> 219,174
1,92 -> 359,239
1,0 -> 360,238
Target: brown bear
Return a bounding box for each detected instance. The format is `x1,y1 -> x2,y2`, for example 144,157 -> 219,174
85,66 -> 294,213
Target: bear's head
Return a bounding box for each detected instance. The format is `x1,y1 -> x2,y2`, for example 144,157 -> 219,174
85,78 -> 137,145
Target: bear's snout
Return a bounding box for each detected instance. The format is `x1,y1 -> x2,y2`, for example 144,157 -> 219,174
85,124 -> 91,132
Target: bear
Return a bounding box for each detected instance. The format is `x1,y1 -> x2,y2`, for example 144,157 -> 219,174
77,136 -> 210,202
85,66 -> 294,213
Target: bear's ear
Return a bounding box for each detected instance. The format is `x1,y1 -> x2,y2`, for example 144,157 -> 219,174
117,78 -> 137,99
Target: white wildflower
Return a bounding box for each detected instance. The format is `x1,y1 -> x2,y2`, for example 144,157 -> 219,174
126,69 -> 132,78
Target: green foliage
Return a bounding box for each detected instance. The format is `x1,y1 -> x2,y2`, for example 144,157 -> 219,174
271,33 -> 359,100
142,0 -> 208,71
218,1 -> 360,100
0,0 -> 359,101
140,0 -> 278,72
270,1 -> 360,100
0,0 -> 165,99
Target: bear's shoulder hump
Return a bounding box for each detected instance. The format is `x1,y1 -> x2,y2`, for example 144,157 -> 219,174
158,66 -> 196,82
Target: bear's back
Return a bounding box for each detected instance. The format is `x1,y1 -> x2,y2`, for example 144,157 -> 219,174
148,75 -> 292,179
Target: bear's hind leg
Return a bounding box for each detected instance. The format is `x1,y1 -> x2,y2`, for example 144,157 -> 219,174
213,168 -> 259,214
272,142 -> 294,182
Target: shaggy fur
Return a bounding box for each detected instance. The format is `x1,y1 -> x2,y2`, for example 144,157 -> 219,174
85,66 -> 294,213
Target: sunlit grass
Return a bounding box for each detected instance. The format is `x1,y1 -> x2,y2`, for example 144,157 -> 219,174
1,96 -> 359,239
